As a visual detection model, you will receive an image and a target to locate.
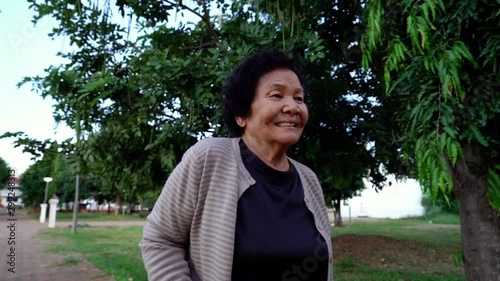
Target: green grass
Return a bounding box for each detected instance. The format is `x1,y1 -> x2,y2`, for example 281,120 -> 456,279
332,214 -> 461,246
334,258 -> 464,281
332,213 -> 464,281
39,226 -> 146,281
57,255 -> 81,266
31,211 -> 149,222
428,213 -> 461,224
38,213 -> 464,281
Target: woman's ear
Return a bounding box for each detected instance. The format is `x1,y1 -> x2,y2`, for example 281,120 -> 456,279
235,116 -> 247,128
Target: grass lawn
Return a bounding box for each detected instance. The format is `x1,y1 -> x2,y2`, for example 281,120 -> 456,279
39,226 -> 146,281
332,215 -> 461,246
32,211 -> 148,221
332,214 -> 464,281
38,213 -> 464,281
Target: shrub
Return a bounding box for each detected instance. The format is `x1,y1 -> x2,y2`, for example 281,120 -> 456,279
421,192 -> 459,218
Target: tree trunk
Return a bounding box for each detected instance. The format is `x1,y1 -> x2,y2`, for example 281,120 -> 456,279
29,203 -> 36,214
333,199 -> 343,227
450,144 -> 500,281
114,190 -> 121,215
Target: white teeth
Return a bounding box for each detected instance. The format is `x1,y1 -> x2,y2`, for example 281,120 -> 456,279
277,122 -> 295,127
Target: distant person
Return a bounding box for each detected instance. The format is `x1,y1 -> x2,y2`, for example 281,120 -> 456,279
139,48 -> 333,281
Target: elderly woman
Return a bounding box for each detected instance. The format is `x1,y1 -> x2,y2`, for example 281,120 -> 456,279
140,48 -> 333,281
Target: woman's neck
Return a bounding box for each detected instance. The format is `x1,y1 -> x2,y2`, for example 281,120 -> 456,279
240,136 -> 290,171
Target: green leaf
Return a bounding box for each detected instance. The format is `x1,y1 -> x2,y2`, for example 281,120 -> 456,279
487,169 -> 500,211
471,125 -> 489,146
442,126 -> 458,138
452,41 -> 478,67
425,0 -> 437,20
436,0 -> 445,11
384,66 -> 391,93
416,16 -> 429,49
439,133 -> 447,151
407,15 -> 420,49
431,165 -> 439,191
78,76 -> 113,94
420,2 -> 436,30
448,140 -> 459,166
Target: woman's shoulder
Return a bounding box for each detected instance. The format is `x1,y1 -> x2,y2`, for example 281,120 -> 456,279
184,137 -> 237,159
191,137 -> 234,150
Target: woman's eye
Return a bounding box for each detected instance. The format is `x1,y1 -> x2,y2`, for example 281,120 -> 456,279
295,96 -> 304,102
270,92 -> 282,98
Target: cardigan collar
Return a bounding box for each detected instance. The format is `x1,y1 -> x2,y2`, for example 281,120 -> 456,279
232,137 -> 313,204
233,137 -> 256,198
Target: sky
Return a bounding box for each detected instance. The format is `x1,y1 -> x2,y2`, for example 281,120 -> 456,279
0,1 -> 74,176
341,175 -> 424,219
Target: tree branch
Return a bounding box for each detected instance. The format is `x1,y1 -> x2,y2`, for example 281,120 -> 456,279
181,41 -> 218,50
166,0 -> 220,43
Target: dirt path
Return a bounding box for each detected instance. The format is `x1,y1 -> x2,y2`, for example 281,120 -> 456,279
0,208 -> 120,281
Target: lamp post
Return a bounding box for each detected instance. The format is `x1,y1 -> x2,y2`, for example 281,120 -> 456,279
43,177 -> 53,203
40,177 -> 53,223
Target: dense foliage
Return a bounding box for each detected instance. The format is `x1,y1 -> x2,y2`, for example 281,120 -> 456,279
361,0 -> 500,279
362,0 -> 500,209
0,157 -> 10,186
0,133 -> 99,207
9,0 -> 393,224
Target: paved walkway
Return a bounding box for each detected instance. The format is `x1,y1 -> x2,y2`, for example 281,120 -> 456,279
0,208 -> 145,281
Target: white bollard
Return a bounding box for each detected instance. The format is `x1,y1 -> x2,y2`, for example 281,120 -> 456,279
40,203 -> 48,223
48,198 -> 60,228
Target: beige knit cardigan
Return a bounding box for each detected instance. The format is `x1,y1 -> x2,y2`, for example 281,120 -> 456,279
139,137 -> 333,281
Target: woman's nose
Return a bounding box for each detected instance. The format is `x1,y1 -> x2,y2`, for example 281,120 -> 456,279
282,98 -> 300,114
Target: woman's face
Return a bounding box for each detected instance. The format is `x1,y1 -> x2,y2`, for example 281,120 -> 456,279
236,68 -> 309,149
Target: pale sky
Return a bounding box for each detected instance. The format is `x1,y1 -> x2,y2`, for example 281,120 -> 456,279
341,175 -> 424,219
0,1 -> 74,176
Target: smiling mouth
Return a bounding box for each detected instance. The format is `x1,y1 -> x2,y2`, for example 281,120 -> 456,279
276,122 -> 297,127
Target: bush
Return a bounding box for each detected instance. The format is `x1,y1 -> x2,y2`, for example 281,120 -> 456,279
423,205 -> 442,219
421,192 -> 459,218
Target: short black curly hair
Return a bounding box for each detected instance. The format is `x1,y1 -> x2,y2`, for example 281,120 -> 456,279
222,48 -> 304,137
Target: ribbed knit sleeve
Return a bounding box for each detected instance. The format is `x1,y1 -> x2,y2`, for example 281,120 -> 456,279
139,143 -> 204,281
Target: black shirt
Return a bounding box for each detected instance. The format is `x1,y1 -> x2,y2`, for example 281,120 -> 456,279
231,140 -> 329,281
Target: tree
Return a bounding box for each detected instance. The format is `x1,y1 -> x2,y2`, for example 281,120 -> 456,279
21,0 -> 263,200
0,132 -> 89,207
255,0 -> 395,226
15,139 -> 98,209
51,155 -> 100,204
296,0 -> 388,226
15,139 -> 61,208
362,0 -> 500,279
19,161 -> 50,209
17,0 -> 384,227
0,157 -> 10,185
